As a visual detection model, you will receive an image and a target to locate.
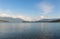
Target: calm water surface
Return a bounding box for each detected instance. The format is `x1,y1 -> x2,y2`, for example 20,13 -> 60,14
0,23 -> 60,39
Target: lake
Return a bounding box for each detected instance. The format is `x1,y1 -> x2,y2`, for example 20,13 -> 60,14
0,23 -> 60,39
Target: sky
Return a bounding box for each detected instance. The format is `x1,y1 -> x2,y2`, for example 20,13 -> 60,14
0,0 -> 60,21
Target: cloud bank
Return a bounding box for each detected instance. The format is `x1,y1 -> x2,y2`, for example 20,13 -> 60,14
35,1 -> 54,20
38,2 -> 54,14
0,9 -> 32,21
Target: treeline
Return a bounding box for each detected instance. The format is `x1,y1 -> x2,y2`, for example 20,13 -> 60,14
0,20 -> 9,22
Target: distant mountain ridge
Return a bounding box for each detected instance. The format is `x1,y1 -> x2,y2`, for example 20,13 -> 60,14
50,19 -> 60,22
36,19 -> 60,22
0,17 -> 24,23
23,19 -> 60,22
0,17 -> 60,23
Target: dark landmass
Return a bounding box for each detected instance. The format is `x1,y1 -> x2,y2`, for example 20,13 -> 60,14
0,20 -> 9,22
50,19 -> 60,22
0,17 -> 24,23
23,19 -> 60,23
0,17 -> 60,23
0,19 -> 60,23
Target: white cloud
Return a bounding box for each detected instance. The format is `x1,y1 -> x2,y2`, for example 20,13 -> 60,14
33,16 -> 47,21
37,2 -> 54,14
0,9 -> 32,21
15,15 -> 32,21
0,13 -> 32,21
35,1 -> 55,20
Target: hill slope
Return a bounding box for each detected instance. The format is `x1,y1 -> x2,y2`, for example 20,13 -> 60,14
0,17 -> 24,23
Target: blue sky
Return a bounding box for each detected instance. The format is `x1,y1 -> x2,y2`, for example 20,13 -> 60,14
0,0 -> 60,20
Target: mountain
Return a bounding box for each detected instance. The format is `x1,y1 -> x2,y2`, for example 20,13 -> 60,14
39,19 -> 55,21
38,19 -> 60,22
0,17 -> 24,23
51,19 -> 60,22
1,17 -> 60,23
22,18 -> 60,23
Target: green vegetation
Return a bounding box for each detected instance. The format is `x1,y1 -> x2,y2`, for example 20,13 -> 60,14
0,20 -> 9,22
51,19 -> 60,22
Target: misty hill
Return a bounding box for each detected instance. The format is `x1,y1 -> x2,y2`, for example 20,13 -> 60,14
38,19 -> 60,22
0,17 -> 60,23
38,19 -> 57,21
23,19 -> 60,23
0,17 -> 24,23
51,19 -> 60,22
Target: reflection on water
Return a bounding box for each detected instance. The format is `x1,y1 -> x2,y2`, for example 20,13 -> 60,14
0,23 -> 60,39
0,23 -> 31,33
